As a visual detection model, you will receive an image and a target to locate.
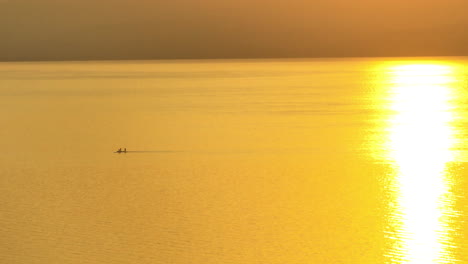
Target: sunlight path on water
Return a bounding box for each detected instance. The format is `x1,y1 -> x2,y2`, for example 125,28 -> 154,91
382,63 -> 460,263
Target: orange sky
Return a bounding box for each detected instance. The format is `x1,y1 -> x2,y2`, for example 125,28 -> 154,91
1,0 -> 468,60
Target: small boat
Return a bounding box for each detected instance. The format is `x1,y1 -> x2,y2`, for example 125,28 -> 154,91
115,148 -> 127,153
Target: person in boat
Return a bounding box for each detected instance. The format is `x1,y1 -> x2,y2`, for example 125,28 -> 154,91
117,148 -> 122,153
124,148 -> 127,153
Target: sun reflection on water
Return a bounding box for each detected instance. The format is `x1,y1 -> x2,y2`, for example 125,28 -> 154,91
383,63 -> 459,263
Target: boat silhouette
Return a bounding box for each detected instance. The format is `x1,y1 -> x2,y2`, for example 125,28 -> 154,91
115,148 -> 127,153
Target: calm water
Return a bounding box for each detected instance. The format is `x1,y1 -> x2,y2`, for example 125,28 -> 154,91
2,58 -> 468,263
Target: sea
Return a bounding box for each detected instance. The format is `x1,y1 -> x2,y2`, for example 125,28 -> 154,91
2,57 -> 468,263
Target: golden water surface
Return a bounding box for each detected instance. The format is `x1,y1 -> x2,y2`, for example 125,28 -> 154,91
1,58 -> 468,263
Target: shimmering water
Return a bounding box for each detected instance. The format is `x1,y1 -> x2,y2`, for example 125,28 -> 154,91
2,58 -> 468,264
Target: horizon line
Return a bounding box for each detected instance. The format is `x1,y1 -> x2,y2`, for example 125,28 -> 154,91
2,54 -> 468,64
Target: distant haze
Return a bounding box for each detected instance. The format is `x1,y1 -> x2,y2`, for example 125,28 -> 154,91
2,0 -> 468,61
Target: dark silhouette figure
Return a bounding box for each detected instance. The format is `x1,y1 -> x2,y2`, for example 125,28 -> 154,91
115,148 -> 129,153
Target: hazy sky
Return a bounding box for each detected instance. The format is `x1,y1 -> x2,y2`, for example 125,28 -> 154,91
1,0 -> 468,61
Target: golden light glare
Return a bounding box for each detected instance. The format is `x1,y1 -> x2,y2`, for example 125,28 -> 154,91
384,63 -> 458,263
